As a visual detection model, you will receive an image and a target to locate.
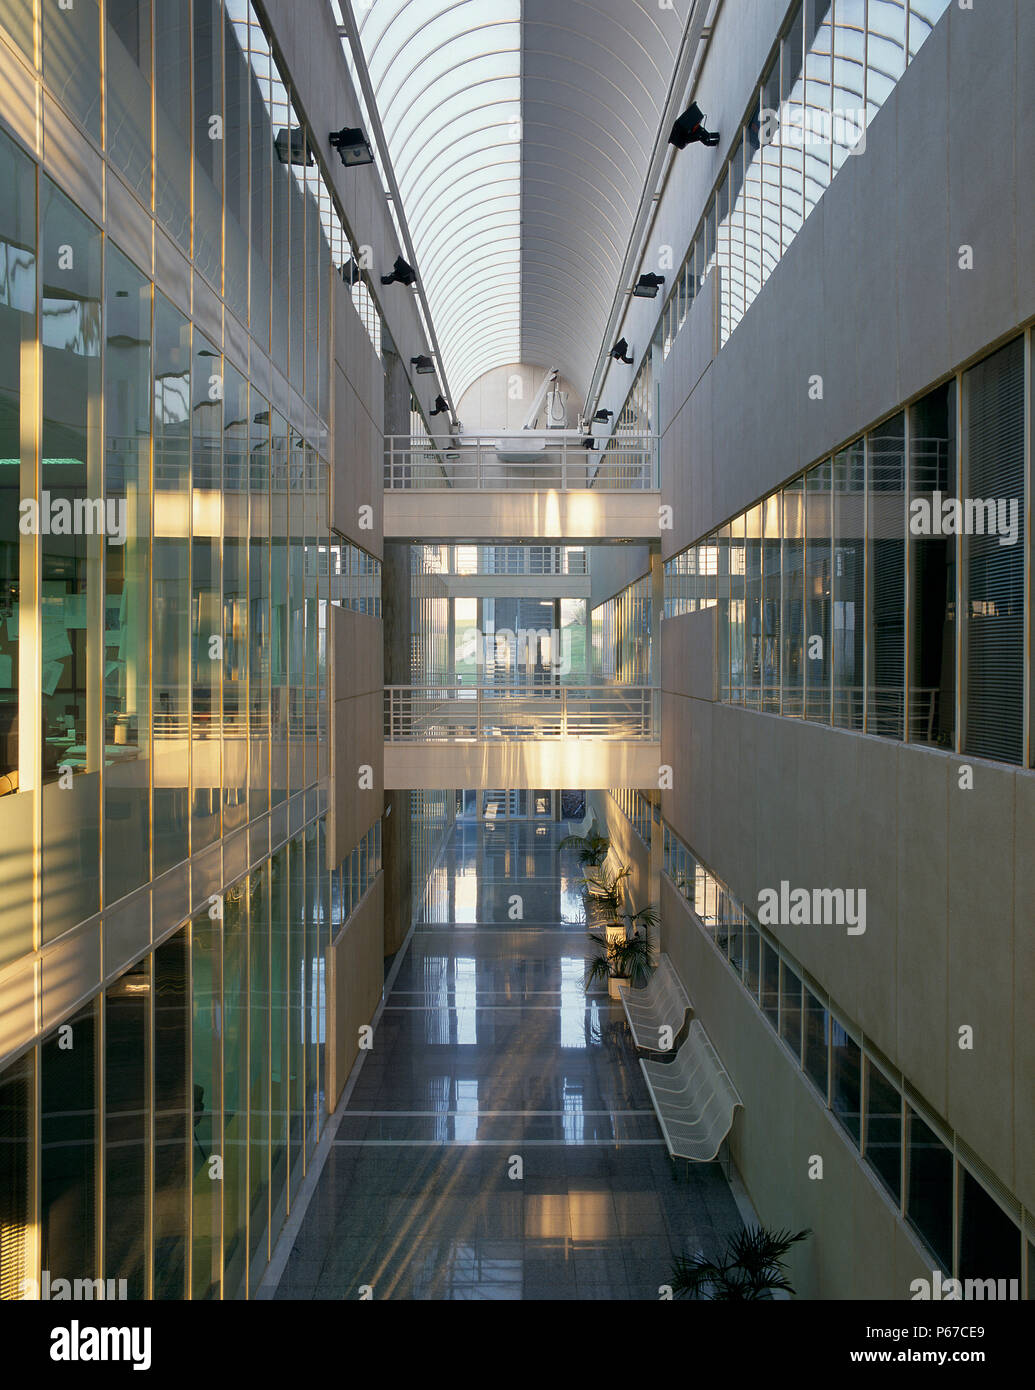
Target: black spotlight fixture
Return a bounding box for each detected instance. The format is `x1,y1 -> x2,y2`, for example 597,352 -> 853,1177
339,258 -> 362,286
633,272 -> 666,299
593,408 -> 614,424
582,435 -> 597,450
610,338 -> 634,365
411,354 -> 435,375
329,126 -> 374,167
668,101 -> 720,149
429,394 -> 449,417
381,256 -> 417,287
274,127 -> 313,166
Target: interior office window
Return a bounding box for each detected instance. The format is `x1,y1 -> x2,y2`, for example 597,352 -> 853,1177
864,1058 -> 901,1202
779,1 -> 806,251
41,999 -> 98,1286
248,865 -> 270,1293
726,139 -> 746,331
866,413 -> 906,739
744,505 -> 763,708
42,0 -> 101,143
866,1 -> 907,122
759,58 -> 782,283
737,921 -> 757,999
288,835 -> 306,1179
249,27 -> 273,353
304,181 -> 323,412
0,1050 -> 34,1302
193,0 -> 223,292
154,0 -> 192,251
804,460 -> 832,721
153,927 -> 190,1299
742,104 -> 763,313
40,180 -> 102,942
152,295 -> 191,875
224,12 -> 250,325
249,399 -> 271,820
223,879 -> 249,1298
832,442 -> 865,730
287,108 -> 307,396
270,415 -> 290,806
958,1169 -> 1021,1289
832,0 -> 866,172
962,337 -> 1025,765
804,0 -> 834,216
716,526 -> 731,698
288,436 -> 306,791
715,167 -> 731,343
191,332 -> 222,853
728,514 -> 746,701
760,941 -> 780,1027
779,961 -> 803,1059
269,846 -> 290,1248
105,961 -> 150,1299
269,65 -> 292,378
906,1106 -> 953,1270
106,0 -> 153,204
803,986 -> 829,1097
192,910 -> 222,1299
830,1021 -> 861,1144
762,494 -> 782,713
908,380 -> 957,747
104,247 -> 152,906
222,363 -> 249,836
782,479 -> 805,715
0,0 -> 33,61
0,128 -> 36,967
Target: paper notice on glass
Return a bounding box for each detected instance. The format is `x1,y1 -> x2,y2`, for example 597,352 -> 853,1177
41,660 -> 63,697
64,594 -> 88,629
42,627 -> 73,663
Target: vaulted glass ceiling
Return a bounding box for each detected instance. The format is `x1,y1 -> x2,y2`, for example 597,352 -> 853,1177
340,0 -> 686,403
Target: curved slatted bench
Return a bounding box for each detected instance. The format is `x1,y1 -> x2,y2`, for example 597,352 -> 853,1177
640,1020 -> 742,1164
619,952 -> 693,1054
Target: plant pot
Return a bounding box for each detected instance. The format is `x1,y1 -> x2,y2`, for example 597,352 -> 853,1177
608,974 -> 628,1000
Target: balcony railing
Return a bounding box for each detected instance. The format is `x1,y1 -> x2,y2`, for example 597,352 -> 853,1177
385,684 -> 658,741
385,435 -> 659,491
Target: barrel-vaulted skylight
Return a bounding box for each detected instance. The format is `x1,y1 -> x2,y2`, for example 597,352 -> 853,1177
347,0 -> 522,401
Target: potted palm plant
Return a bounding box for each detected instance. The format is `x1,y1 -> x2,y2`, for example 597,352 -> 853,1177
580,854 -> 659,998
559,820 -> 610,867
669,1226 -> 811,1300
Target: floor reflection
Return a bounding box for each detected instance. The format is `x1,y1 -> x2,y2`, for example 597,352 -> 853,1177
276,820 -> 743,1300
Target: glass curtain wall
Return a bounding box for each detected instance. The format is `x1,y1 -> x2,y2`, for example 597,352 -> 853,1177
664,334 -> 1028,765
661,821 -> 1028,1289
656,0 -> 951,358
0,820 -> 344,1300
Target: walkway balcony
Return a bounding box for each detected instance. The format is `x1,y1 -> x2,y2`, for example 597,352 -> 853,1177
383,435 -> 663,542
383,683 -> 661,790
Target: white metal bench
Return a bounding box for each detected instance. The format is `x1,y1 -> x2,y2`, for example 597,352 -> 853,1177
620,952 -> 693,1053
640,1020 -> 742,1164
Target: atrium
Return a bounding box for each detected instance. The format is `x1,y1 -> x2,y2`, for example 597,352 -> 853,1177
0,0 -> 1032,1327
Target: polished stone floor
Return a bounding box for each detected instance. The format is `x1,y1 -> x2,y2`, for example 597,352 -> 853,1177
274,820 -> 743,1300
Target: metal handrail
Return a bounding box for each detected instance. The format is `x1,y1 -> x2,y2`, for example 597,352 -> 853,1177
384,683 -> 658,741
383,434 -> 660,491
